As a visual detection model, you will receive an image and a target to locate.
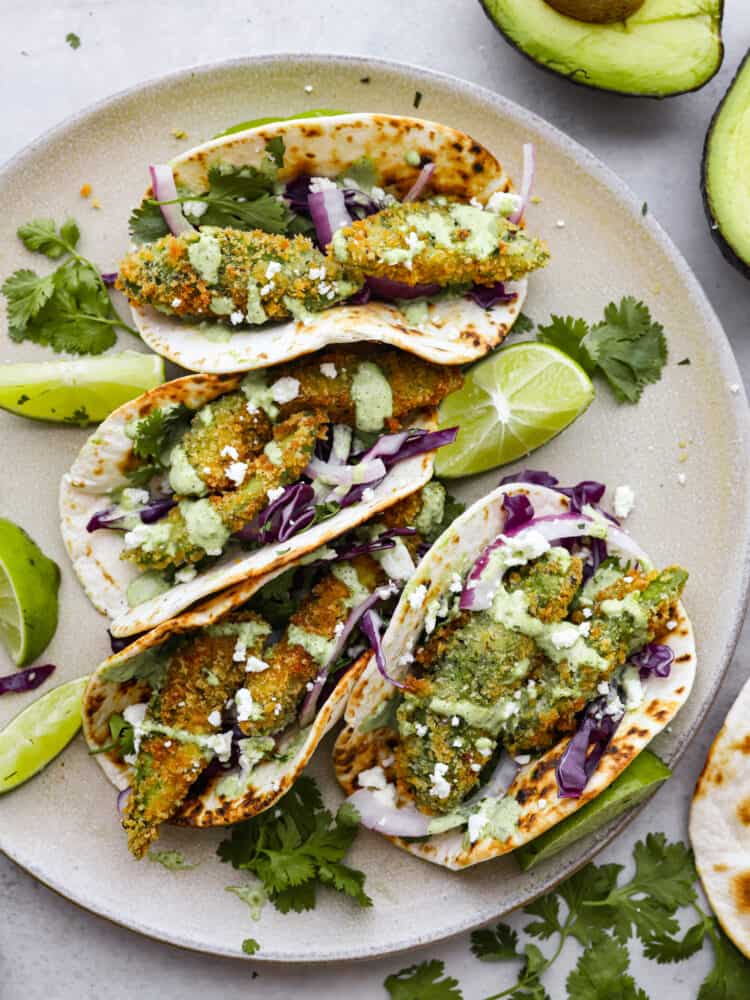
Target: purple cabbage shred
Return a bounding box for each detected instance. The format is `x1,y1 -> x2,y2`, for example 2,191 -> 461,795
556,696 -> 624,799
502,493 -> 535,532
629,643 -> 674,680
0,663 -> 55,696
467,282 -> 518,309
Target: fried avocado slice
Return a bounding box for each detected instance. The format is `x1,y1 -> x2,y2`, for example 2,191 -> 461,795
241,555 -> 385,735
501,565 -> 689,755
172,393 -> 273,495
331,201 -> 550,287
123,410 -> 324,571
273,346 -> 463,429
505,550 -> 584,623
116,227 -> 363,323
123,610 -> 270,858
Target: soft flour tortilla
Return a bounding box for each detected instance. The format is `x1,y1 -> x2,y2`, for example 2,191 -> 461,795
334,483 -> 696,870
691,678 -> 750,959
59,373 -> 438,637
131,112 -> 527,373
83,565 -> 369,826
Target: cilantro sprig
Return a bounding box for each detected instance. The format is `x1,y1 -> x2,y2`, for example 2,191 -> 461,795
536,297 -> 667,403
384,834 -> 750,1000
217,776 -> 371,914
2,217 -> 137,355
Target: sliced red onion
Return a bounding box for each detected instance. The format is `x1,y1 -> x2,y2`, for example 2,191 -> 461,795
502,493 -> 534,533
101,272 -> 118,287
556,696 -> 623,799
117,787 -> 131,814
307,184 -> 352,247
0,663 -> 55,695
306,527 -> 417,568
361,608 -> 406,689
305,457 -> 386,488
149,164 -> 196,237
460,512 -> 647,611
630,643 -> 674,680
404,161 -> 436,203
377,427 -> 459,467
467,283 -> 518,309
139,495 -> 177,524
357,431 -> 409,464
346,788 -> 433,837
463,750 -> 519,808
87,495 -> 176,533
299,583 -> 398,725
366,276 -> 441,301
509,143 -> 536,225
330,424 -> 353,465
86,507 -> 124,532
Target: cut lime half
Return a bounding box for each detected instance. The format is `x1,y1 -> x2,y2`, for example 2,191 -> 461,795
0,350 -> 164,424
0,519 -> 60,666
0,675 -> 88,793
434,342 -> 595,478
515,750 -> 671,871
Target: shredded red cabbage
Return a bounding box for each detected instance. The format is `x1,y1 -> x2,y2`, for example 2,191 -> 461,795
235,482 -> 316,544
87,495 -> 176,533
139,495 -> 177,524
366,276 -> 441,301
557,480 -> 606,514
0,663 -> 55,695
467,282 -> 518,309
629,643 -> 674,680
108,629 -> 141,654
324,527 -> 417,565
499,469 -> 560,488
285,175 -> 383,219
502,493 -> 535,532
556,696 -> 623,798
101,272 -> 118,287
360,608 -> 406,689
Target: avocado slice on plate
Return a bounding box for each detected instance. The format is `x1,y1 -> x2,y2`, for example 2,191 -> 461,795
479,0 -> 724,98
703,51 -> 750,277
515,750 -> 671,871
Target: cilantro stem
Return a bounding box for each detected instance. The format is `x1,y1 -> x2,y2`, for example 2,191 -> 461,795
482,917 -> 573,1000
58,254 -> 139,337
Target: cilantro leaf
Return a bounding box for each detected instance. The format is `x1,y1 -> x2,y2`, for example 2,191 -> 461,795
384,960 -> 463,1000
523,895 -> 562,941
129,200 -> 170,244
17,218 -> 78,258
130,404 -> 189,462
580,297 -> 667,403
471,923 -> 521,961
643,920 -> 707,963
2,269 -> 56,329
266,136 -> 285,168
514,312 -> 534,334
66,32 -> 81,49
566,937 -> 649,1000
561,862 -> 622,947
699,920 -> 750,999
217,776 -> 370,913
241,938 -> 260,956
537,315 -> 596,375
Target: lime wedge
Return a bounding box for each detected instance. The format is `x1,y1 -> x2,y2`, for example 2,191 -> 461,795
0,351 -> 164,424
515,750 -> 671,871
215,109 -> 346,138
0,519 -> 60,666
0,675 -> 88,793
434,342 -> 595,478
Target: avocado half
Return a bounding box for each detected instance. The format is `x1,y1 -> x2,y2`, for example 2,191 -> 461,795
479,0 -> 724,98
703,50 -> 750,277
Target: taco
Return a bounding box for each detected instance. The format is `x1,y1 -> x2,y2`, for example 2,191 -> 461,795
83,485 -> 453,857
690,677 -> 750,959
333,477 -> 695,869
59,345 -> 460,637
117,113 -> 548,374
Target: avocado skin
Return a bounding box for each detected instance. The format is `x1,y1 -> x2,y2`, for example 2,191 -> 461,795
478,0 -> 725,99
702,48 -> 750,279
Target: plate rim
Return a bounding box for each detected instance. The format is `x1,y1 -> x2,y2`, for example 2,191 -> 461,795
1,49 -> 749,964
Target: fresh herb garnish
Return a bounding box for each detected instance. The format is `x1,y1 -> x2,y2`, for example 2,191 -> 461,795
514,312 -> 534,334
2,218 -> 137,355
89,713 -> 134,757
241,938 -> 260,956
413,91 -> 423,109
383,834 -> 750,999
641,202 -> 648,216
537,297 -> 667,403
65,32 -> 81,49
384,960 -> 462,1000
129,154 -> 298,244
217,776 -> 371,913
148,849 -> 196,871
130,404 -> 189,462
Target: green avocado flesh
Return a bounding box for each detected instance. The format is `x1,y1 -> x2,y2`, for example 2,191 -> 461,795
480,0 -> 724,97
703,51 -> 750,276
515,750 -> 671,871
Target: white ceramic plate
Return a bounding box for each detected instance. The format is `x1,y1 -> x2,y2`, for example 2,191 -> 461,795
1,53 -> 748,963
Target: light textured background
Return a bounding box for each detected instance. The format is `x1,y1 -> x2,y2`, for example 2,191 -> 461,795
1,2 -> 749,997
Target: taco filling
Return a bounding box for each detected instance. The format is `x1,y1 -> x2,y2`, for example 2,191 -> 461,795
342,482 -> 688,850
117,149 -> 549,331
84,346 -> 461,605
92,485 -> 455,857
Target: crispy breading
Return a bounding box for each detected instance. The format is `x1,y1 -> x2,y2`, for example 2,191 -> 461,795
181,393 -> 272,493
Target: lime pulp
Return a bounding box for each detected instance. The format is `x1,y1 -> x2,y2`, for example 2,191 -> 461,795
0,519 -> 60,666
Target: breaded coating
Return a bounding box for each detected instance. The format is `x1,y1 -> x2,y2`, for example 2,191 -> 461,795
243,555 -> 385,735
505,551 -> 583,624
123,610 -> 270,857
181,393 -> 272,493
332,202 -> 549,287
116,227 -> 362,323
124,410 -> 324,571
275,346 -> 463,427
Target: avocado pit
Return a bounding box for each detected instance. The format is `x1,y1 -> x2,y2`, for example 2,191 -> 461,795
544,0 -> 644,22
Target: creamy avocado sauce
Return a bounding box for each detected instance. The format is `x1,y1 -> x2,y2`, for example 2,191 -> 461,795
168,444 -> 208,497
210,294 -> 235,316
187,232 -> 222,285
287,624 -> 335,667
414,481 -> 446,538
282,294 -> 315,324
398,299 -> 430,327
264,441 -> 284,466
241,371 -> 279,420
244,279 -> 268,324
216,736 -> 277,798
331,562 -> 371,607
180,498 -> 230,556
206,619 -> 271,644
351,361 -> 393,432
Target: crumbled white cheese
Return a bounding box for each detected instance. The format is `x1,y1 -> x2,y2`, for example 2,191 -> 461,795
362,487 -> 375,502
266,486 -> 285,502
549,623 -> 580,650
226,461 -> 248,486
265,261 -> 282,280
470,763 -> 482,773
408,584 -> 427,610
467,812 -> 486,844
182,200 -> 208,218
123,702 -> 148,727
174,565 -> 198,584
538,798 -> 548,810
234,688 -> 258,723
582,607 -> 593,619
514,754 -> 531,765
613,484 -> 636,519
415,723 -> 428,738
449,573 -> 464,594
667,619 -> 677,631
221,444 -> 239,460
308,176 -> 336,193
171,297 -> 182,308
597,681 -> 610,695
230,310 -> 244,326
207,709 -> 222,727
451,715 -> 461,728
578,621 -> 591,638
358,765 -> 388,790
320,362 -> 337,379
245,656 -> 270,673
270,376 -> 300,404
429,762 -> 452,800
260,282 -> 274,296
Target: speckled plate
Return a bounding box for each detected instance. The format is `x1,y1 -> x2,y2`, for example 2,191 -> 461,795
1,53 -> 748,964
